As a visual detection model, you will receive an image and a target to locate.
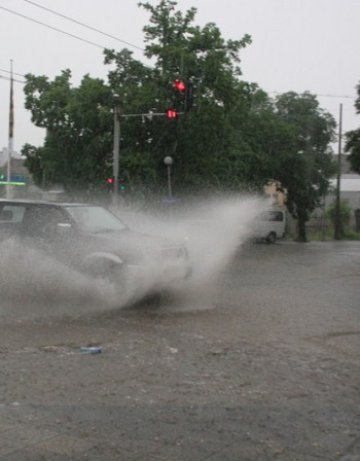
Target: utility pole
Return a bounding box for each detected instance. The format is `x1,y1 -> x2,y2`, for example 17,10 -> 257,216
112,105 -> 121,205
7,59 -> 14,199
334,103 -> 343,240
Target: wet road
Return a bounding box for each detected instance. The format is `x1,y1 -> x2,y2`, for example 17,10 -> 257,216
0,241 -> 359,460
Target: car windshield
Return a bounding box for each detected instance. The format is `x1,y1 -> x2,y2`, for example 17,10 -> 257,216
65,206 -> 128,233
258,211 -> 284,222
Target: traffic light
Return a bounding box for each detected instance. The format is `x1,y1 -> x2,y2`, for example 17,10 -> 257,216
119,177 -> 127,192
173,79 -> 186,92
172,78 -> 194,112
166,108 -> 178,119
106,177 -> 114,191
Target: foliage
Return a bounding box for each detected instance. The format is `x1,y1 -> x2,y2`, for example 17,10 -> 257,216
326,199 -> 352,228
346,129 -> 360,173
274,92 -> 336,241
345,82 -> 360,173
103,0 -> 253,193
23,71 -> 113,191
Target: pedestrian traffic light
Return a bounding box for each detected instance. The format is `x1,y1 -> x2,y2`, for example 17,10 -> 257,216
166,108 -> 178,119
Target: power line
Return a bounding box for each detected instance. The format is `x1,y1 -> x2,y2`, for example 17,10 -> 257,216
0,74 -> 25,84
316,94 -> 355,100
0,5 -> 107,50
0,5 -> 356,102
0,67 -> 26,78
0,61 -> 356,102
22,0 -> 144,51
270,90 -> 355,100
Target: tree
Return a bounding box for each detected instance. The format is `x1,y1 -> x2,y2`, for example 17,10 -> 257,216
274,92 -> 337,241
23,71 -> 113,191
234,86 -> 297,187
103,0 -> 253,194
345,82 -> 360,173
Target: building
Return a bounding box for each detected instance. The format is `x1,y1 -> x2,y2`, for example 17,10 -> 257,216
326,155 -> 360,212
310,155 -> 360,233
0,147 -> 32,198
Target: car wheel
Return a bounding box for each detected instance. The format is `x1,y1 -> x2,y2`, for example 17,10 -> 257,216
84,260 -> 128,289
266,232 -> 277,244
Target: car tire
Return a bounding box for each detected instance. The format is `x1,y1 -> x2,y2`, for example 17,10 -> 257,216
266,232 -> 277,244
84,260 -> 127,289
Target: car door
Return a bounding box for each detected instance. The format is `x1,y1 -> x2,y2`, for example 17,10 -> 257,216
0,203 -> 26,240
21,205 -> 75,262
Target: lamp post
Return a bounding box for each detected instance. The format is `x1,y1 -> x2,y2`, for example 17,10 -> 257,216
163,156 -> 173,200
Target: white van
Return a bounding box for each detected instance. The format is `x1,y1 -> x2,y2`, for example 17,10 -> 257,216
253,209 -> 286,243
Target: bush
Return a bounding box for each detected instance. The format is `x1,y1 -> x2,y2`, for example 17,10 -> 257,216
325,200 -> 360,239
326,200 -> 351,228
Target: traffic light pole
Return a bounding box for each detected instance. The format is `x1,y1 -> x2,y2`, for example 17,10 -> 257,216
110,79 -> 190,203
111,109 -> 183,205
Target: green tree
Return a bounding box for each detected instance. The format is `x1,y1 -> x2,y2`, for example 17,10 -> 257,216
235,87 -> 296,187
103,0 -> 253,194
274,92 -> 336,241
23,70 -> 113,191
345,82 -> 360,173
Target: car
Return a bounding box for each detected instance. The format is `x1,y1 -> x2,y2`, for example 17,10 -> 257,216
0,199 -> 191,299
252,209 -> 286,243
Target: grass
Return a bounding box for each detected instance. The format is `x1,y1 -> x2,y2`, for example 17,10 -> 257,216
306,228 -> 360,241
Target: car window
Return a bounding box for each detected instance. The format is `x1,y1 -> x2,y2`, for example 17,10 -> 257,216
0,205 -> 26,223
269,211 -> 284,222
65,206 -> 127,233
259,211 -> 284,222
22,206 -> 71,237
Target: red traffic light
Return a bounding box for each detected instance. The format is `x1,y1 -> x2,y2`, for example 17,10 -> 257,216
166,108 -> 178,119
173,79 -> 186,92
106,177 -> 114,184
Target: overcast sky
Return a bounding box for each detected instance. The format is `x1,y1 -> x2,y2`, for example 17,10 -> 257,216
1,0 -> 360,153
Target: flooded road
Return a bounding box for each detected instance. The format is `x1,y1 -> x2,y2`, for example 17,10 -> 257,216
0,240 -> 359,460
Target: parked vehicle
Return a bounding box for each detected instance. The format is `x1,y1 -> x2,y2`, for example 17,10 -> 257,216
252,209 -> 286,243
0,199 -> 191,297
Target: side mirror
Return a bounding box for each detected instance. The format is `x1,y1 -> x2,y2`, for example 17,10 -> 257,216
0,210 -> 13,221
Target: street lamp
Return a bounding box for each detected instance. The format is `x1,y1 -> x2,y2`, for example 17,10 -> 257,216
163,156 -> 173,200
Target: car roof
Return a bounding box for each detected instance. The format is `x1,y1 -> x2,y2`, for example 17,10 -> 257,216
0,199 -> 93,207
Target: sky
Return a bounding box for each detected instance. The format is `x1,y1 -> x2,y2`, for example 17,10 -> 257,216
1,0 -> 360,154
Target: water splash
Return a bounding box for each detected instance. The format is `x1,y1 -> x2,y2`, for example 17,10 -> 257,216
0,194 -> 266,318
